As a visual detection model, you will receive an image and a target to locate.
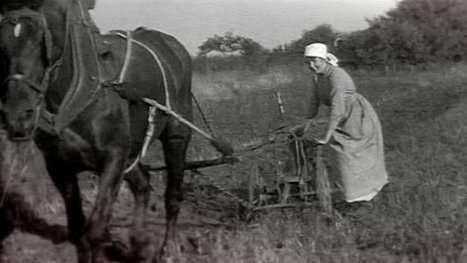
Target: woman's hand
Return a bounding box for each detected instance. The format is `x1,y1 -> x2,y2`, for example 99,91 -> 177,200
313,138 -> 328,145
290,124 -> 306,137
290,120 -> 312,137
313,130 -> 332,145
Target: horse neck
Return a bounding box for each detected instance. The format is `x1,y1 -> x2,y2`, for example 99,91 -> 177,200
42,0 -> 67,56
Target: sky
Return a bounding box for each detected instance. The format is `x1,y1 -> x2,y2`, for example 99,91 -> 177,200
91,0 -> 399,55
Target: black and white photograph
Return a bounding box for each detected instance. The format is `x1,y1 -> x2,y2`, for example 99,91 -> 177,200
0,0 -> 466,262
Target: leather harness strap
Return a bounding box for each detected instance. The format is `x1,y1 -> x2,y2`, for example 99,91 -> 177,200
53,0 -> 102,132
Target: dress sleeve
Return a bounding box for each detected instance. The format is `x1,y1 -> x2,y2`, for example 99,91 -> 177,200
328,72 -> 348,131
306,75 -> 320,119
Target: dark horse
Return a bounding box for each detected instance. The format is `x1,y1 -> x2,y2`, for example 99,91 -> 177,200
0,0 -> 192,261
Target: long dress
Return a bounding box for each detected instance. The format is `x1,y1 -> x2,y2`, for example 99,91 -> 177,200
308,65 -> 388,202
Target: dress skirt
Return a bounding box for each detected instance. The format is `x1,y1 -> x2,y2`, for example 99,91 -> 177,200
330,93 -> 388,202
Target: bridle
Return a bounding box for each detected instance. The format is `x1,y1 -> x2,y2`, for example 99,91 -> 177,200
0,9 -> 65,136
1,9 -> 58,90
3,73 -> 47,95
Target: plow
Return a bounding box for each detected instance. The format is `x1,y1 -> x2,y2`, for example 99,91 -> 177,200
142,123 -> 336,219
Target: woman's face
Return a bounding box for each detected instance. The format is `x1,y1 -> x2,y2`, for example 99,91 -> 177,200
306,57 -> 327,74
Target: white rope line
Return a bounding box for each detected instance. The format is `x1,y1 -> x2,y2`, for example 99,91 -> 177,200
141,105 -> 157,157
115,32 -> 171,111
117,31 -> 133,84
123,155 -> 140,174
114,31 -> 140,174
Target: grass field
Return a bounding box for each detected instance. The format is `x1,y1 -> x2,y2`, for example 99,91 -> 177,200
2,60 -> 467,262
186,60 -> 467,262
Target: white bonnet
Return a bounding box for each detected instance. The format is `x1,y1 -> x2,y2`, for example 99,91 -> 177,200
304,43 -> 339,67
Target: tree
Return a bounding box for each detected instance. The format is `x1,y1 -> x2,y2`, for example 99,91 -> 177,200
197,32 -> 267,57
364,16 -> 430,65
286,24 -> 339,54
391,0 -> 467,60
271,45 -> 286,54
240,38 -> 268,57
335,0 -> 467,67
370,0 -> 467,62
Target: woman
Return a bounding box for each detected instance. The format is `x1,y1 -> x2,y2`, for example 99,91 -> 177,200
297,43 -> 388,203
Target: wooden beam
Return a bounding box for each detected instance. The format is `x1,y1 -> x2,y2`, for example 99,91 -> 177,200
140,156 -> 240,171
252,203 -> 309,211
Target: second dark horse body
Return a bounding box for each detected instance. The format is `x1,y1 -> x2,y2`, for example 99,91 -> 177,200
0,0 -> 192,261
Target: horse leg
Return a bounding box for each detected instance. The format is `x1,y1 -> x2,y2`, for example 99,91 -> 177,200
0,206 -> 14,257
159,123 -> 191,258
3,191 -> 68,244
0,180 -> 68,259
124,166 -> 152,261
83,149 -> 127,263
45,162 -> 86,246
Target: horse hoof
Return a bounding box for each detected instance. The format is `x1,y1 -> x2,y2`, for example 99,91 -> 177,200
47,224 -> 68,244
104,240 -> 129,262
128,234 -> 156,262
158,243 -> 183,263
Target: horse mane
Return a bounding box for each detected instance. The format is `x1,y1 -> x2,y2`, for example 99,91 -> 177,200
1,0 -> 44,13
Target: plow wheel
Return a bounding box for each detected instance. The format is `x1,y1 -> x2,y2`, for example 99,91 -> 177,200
246,139 -> 335,216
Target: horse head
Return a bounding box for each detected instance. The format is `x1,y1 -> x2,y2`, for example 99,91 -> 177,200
0,8 -> 52,140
